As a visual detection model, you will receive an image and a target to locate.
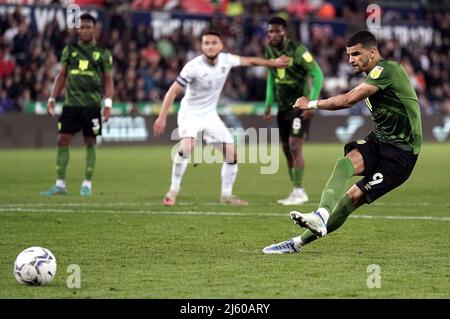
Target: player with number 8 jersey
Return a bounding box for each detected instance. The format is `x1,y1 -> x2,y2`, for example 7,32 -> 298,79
263,17 -> 324,206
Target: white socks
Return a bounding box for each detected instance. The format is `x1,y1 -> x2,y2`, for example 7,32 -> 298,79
292,236 -> 303,247
316,207 -> 330,224
56,179 -> 66,188
170,152 -> 189,193
293,188 -> 305,196
82,180 -> 92,189
221,162 -> 238,197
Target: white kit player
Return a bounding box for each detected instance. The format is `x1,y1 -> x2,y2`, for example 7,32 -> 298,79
153,30 -> 289,206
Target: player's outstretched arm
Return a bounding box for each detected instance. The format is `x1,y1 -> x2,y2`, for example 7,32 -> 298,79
102,71 -> 114,122
153,81 -> 184,137
293,83 -> 379,111
240,55 -> 290,68
47,64 -> 68,117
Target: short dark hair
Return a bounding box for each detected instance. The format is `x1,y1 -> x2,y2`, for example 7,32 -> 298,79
347,30 -> 377,48
80,12 -> 96,25
201,29 -> 222,40
268,16 -> 287,28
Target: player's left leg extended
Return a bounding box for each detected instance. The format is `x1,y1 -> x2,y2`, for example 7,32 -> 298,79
263,150 -> 364,254
282,143 -> 418,253
296,184 -> 364,246
263,185 -> 364,254
290,149 -> 363,237
218,143 -> 247,205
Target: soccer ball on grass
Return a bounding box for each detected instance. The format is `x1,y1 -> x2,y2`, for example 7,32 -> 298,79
13,246 -> 57,285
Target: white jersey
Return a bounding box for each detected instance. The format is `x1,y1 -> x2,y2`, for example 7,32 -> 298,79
176,52 -> 241,116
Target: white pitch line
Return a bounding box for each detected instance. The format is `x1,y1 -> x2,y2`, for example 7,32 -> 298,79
0,201 -> 448,208
0,207 -> 449,221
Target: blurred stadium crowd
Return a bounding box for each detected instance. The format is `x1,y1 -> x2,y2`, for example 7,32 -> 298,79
0,0 -> 449,114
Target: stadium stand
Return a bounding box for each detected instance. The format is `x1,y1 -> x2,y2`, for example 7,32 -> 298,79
0,0 -> 449,114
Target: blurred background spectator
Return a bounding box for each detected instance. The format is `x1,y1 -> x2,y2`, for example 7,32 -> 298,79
0,0 -> 449,114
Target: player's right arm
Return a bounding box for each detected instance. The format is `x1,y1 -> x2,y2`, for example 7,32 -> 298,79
153,81 -> 184,136
47,64 -> 68,117
48,46 -> 69,117
293,83 -> 379,110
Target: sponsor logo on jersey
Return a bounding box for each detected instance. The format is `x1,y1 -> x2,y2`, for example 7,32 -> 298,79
93,51 -> 101,61
369,66 -> 384,79
302,51 -> 313,63
78,59 -> 89,71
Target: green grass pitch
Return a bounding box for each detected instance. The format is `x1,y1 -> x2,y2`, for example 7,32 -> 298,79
0,143 -> 449,298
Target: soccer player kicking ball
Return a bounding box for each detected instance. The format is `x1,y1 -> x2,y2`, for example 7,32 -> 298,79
263,30 -> 422,254
153,30 -> 289,206
41,13 -> 113,197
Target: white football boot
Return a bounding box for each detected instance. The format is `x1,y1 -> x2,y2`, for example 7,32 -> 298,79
290,211 -> 327,237
280,189 -> 309,205
262,239 -> 302,254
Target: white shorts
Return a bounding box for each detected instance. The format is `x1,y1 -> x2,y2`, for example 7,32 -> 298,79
177,112 -> 234,144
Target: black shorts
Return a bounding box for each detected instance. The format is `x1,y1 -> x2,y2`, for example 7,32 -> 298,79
345,133 -> 418,204
58,106 -> 102,137
277,109 -> 311,144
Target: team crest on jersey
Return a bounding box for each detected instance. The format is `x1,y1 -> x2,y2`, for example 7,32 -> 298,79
93,51 -> 101,61
369,66 -> 384,79
221,66 -> 226,73
71,51 -> 78,57
302,51 -> 313,63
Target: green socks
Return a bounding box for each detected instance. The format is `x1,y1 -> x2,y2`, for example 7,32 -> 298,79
319,157 -> 355,214
300,194 -> 357,245
291,167 -> 304,188
298,157 -> 356,246
55,146 -> 96,186
326,194 -> 357,233
85,146 -> 96,181
56,146 -> 69,180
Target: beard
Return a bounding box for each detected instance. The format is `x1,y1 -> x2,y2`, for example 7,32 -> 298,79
79,33 -> 94,43
352,57 -> 370,74
204,52 -> 219,61
269,39 -> 281,47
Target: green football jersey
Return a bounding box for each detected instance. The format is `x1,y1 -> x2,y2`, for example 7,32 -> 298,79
364,59 -> 422,155
60,42 -> 112,108
265,39 -> 318,112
